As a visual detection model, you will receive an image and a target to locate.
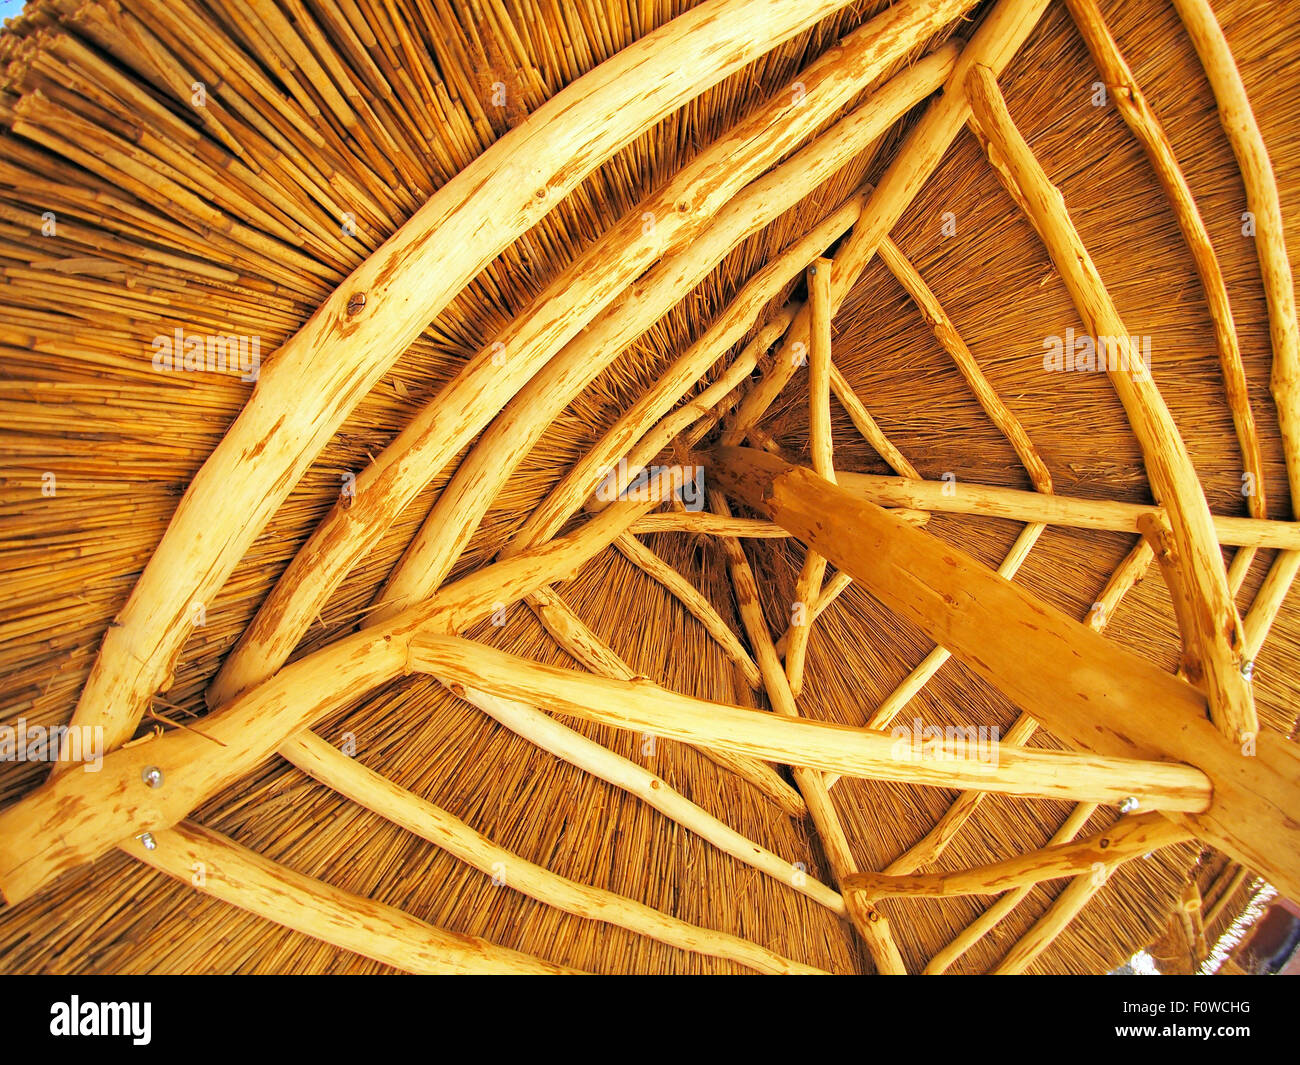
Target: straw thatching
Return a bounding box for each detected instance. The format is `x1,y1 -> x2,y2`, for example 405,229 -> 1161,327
0,0 -> 1298,974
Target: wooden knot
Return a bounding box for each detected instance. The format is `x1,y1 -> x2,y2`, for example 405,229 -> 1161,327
346,292 -> 366,315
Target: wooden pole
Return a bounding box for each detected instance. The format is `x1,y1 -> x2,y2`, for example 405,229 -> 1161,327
845,812 -> 1193,903
408,633 -> 1211,811
282,731 -> 825,974
706,446 -> 1300,899
785,258 -> 836,696
127,821 -> 575,974
965,62 -> 1256,747
1064,0 -> 1265,524
830,471 -> 1300,549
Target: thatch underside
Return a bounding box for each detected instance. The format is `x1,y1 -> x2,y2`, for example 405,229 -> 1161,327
0,0 -> 1297,973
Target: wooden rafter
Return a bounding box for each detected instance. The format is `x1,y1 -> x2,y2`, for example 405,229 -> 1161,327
131,821 -> 575,974
965,61 -> 1257,746
845,812 -> 1194,903
283,732 -> 823,974
706,446 -> 1300,898
831,471 -> 1300,548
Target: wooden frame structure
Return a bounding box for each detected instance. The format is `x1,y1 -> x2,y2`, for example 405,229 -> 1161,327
2,0 -> 1299,975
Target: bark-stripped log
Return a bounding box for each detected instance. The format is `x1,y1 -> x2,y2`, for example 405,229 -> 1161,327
409,634 -> 1211,810
831,471 -> 1300,548
1065,0 -> 1264,523
283,732 -> 824,974
208,15 -> 968,706
845,812 -> 1194,903
128,821 -> 575,974
707,446 -> 1300,900
965,62 -> 1256,745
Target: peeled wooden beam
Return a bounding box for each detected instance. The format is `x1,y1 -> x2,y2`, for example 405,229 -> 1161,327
723,0 -> 1053,446
835,470 -> 1300,548
631,509 -> 929,538
449,683 -> 844,917
523,583 -> 802,817
1172,0 -> 1300,509
127,821 -> 573,974
707,491 -> 904,972
881,540 -> 1153,873
409,634 -> 1211,811
923,803 -> 1098,974
877,236 -> 1053,492
70,0 -> 866,751
612,533 -> 762,690
785,258 -> 836,696
1066,0 -> 1265,520
282,732 -> 823,975
829,364 -> 921,479
965,62 -> 1256,746
364,36 -> 962,625
846,812 -> 1193,903
707,447 -> 1300,899
822,521 -> 1045,790
0,475 -> 686,904
1243,550 -> 1300,658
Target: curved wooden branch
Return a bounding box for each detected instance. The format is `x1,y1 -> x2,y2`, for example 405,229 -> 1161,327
965,61 -> 1256,746
128,821 -> 575,974
69,0 -> 867,750
845,812 -> 1193,903
449,684 -> 844,917
1172,0 -> 1300,510
1065,0 -> 1265,519
283,732 -> 824,974
363,37 -> 961,625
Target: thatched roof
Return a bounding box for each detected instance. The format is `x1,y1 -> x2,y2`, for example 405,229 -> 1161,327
0,0 -> 1297,974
